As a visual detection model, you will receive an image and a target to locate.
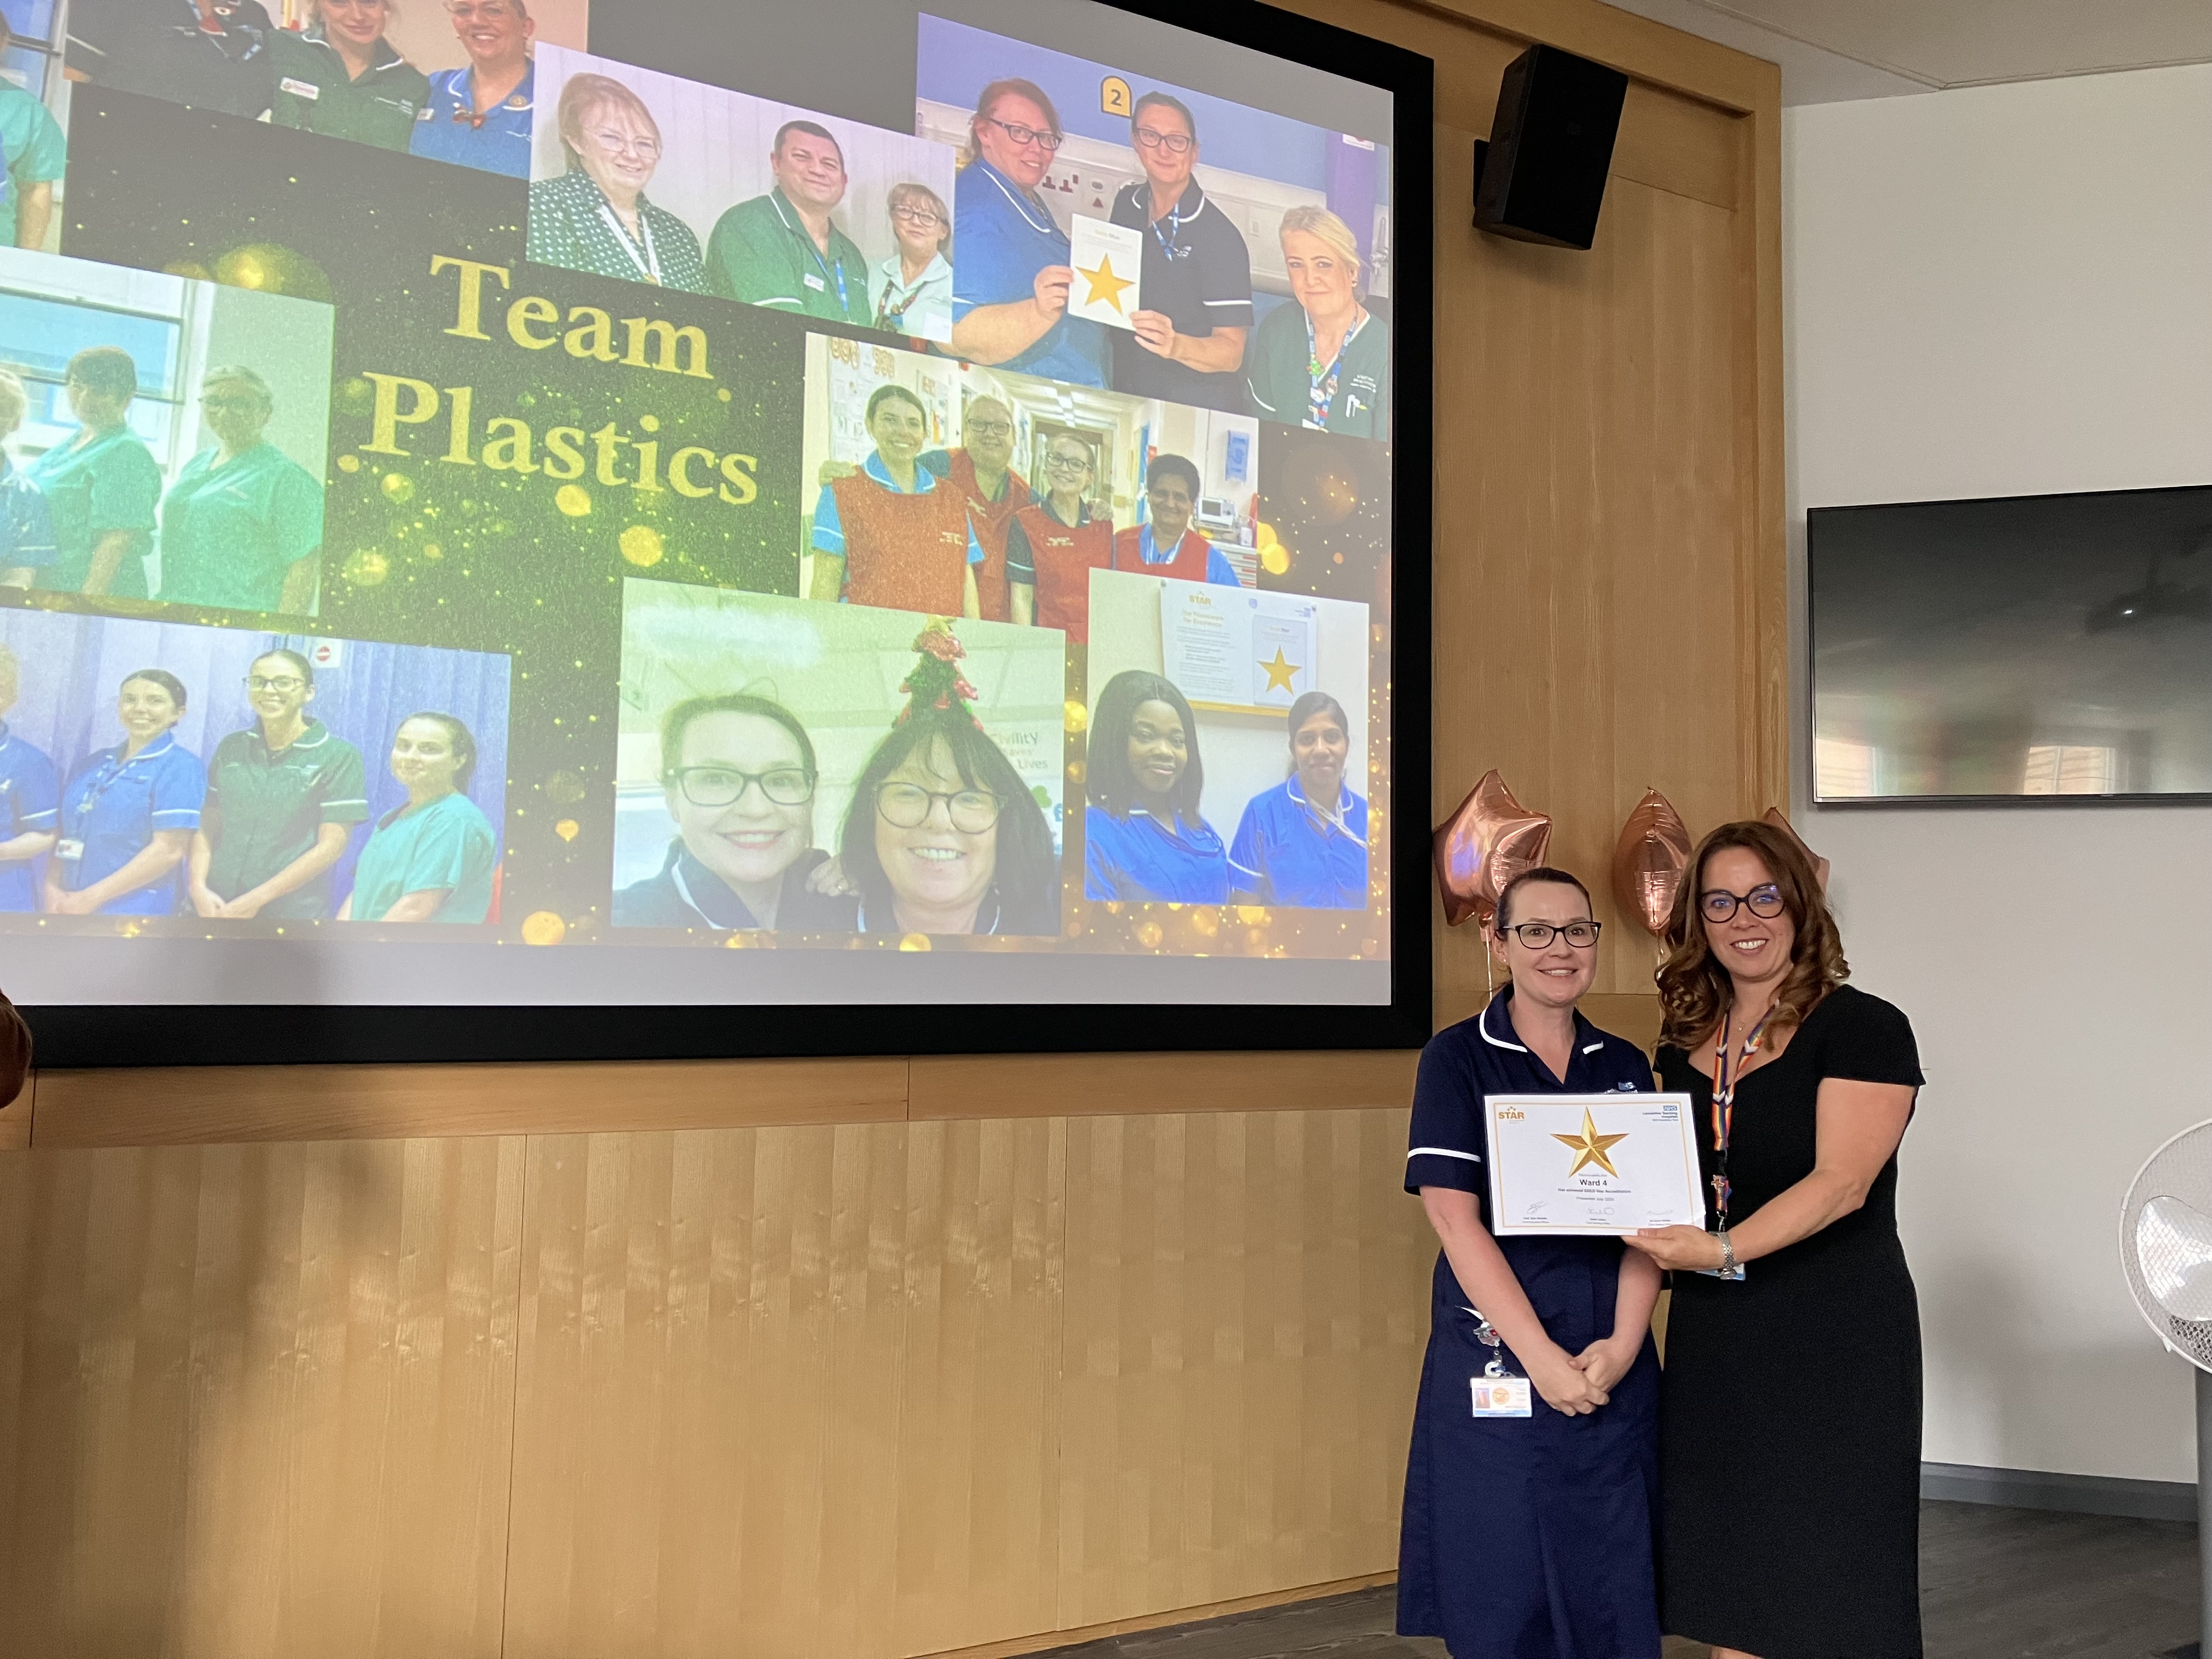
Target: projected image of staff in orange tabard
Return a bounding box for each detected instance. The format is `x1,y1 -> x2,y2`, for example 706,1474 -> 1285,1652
810,383 -> 984,618
1109,455 -> 1241,588
822,396 -> 1030,622
1005,432 -> 1113,635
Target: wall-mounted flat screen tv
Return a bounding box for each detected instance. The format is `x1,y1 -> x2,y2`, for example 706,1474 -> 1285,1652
1809,486 -> 2212,803
0,0 -> 1432,1066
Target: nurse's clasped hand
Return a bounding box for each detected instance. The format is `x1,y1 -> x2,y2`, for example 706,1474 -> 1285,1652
1526,1344 -> 1611,1416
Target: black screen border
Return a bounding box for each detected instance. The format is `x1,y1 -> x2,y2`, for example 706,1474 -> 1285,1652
23,0 -> 1435,1068
1807,485 -> 2212,809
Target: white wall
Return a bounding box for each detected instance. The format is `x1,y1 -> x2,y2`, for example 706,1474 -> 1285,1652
1787,65 -> 2212,1483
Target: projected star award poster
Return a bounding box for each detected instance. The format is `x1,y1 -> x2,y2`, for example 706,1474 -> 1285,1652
1068,215 -> 1145,329
0,0 -> 1403,1030
1485,1094 -> 1705,1235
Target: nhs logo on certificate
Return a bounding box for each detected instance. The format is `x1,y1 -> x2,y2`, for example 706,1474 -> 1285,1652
1483,1093 -> 1704,1237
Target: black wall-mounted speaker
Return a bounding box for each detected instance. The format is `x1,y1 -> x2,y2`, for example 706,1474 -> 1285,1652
1472,43 -> 1628,250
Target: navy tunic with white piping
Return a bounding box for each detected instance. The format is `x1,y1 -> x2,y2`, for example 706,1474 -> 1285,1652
1397,988 -> 1663,1659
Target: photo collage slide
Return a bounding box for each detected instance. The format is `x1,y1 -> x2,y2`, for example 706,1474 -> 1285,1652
0,0 -> 1393,957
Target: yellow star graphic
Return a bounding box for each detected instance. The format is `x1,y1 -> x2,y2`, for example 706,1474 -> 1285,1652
1260,647 -> 1300,692
1551,1107 -> 1630,1178
1078,253 -> 1135,314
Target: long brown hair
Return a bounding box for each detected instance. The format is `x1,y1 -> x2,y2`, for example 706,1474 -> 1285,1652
1656,820 -> 1848,1048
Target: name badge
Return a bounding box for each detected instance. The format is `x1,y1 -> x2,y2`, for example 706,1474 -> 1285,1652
55,838 -> 84,862
1471,1376 -> 1532,1418
803,272 -> 827,292
416,105 -> 434,122
280,76 -> 320,100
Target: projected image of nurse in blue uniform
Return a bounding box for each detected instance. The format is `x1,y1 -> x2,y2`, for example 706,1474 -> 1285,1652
1228,690 -> 1367,909
47,670 -> 205,916
0,646 -> 59,911
1083,669 -> 1227,903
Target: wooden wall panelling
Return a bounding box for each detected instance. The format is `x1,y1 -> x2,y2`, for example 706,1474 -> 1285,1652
0,1136 -> 522,1657
503,1121 -> 1071,1659
1053,1108 -> 1429,1630
0,1073 -> 29,1150
30,1055 -> 913,1148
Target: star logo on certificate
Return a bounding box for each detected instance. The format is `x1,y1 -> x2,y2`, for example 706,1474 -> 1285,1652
1078,252 -> 1135,314
1260,647 -> 1300,692
1552,1107 -> 1630,1177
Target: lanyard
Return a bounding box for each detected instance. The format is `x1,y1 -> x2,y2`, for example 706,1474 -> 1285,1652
802,238 -> 849,313
596,195 -> 662,285
1707,1002 -> 1775,1228
1305,309 -> 1367,426
76,747 -> 154,820
1147,190 -> 1191,261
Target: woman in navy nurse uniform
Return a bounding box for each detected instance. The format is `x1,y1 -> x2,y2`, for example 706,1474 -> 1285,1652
46,669 -> 206,916
1398,866 -> 1664,1659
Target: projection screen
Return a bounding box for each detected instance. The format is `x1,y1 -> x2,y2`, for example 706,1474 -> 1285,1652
0,0 -> 1431,1064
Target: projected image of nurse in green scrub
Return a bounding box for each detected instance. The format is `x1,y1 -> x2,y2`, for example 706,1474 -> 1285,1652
0,647 -> 59,912
1245,207 -> 1390,442
45,670 -> 205,917
269,0 -> 432,153
0,16 -> 64,251
27,347 -> 161,599
527,72 -> 708,294
156,368 -> 325,616
1228,691 -> 1369,910
0,370 -> 58,588
338,713 -> 495,922
1083,670 -> 1228,904
187,650 -> 369,921
708,121 -> 870,325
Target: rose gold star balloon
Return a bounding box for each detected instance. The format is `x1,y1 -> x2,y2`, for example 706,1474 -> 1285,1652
1762,807 -> 1831,889
1611,788 -> 1692,936
1432,770 -> 1551,928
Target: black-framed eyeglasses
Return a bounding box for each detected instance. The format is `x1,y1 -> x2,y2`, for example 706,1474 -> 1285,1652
1132,128 -> 1194,155
668,764 -> 816,809
243,674 -> 304,692
890,205 -> 944,228
1700,884 -> 1786,922
876,781 -> 1001,833
981,115 -> 1062,151
1498,921 -> 1601,950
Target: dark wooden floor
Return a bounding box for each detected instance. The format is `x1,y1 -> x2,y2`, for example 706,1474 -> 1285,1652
1034,1502 -> 2198,1658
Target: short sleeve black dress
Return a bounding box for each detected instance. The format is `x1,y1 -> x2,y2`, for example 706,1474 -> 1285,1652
1656,985 -> 1925,1659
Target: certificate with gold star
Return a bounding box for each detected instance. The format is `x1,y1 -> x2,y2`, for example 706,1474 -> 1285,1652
1483,1093 -> 1703,1235
1068,214 -> 1144,329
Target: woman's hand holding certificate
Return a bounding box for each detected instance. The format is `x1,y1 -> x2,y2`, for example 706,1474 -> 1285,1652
1484,1092 -> 1705,1236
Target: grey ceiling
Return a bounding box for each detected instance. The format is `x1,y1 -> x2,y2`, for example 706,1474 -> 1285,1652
1601,0 -> 2212,105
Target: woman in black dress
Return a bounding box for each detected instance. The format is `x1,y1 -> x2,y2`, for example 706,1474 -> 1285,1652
1623,820 -> 1923,1659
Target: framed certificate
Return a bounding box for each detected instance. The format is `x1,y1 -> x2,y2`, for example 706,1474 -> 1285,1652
1484,1093 -> 1706,1237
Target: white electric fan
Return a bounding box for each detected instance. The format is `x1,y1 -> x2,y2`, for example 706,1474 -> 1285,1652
2121,1119 -> 2212,1659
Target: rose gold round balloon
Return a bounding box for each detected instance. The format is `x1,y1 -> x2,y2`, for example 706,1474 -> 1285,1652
1762,806 -> 1831,890
1611,788 -> 1692,936
1432,770 -> 1552,928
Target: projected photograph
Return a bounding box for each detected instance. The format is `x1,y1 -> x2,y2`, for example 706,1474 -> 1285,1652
64,0 -> 589,177
0,247 -> 332,617
918,12 -> 1391,432
613,578 -> 1064,940
800,330 -> 1259,626
529,45 -> 957,336
1084,566 -> 1370,911
0,605 -> 509,926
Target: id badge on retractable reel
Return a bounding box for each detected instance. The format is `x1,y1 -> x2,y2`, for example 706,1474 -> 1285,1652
1465,1305 -> 1532,1418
